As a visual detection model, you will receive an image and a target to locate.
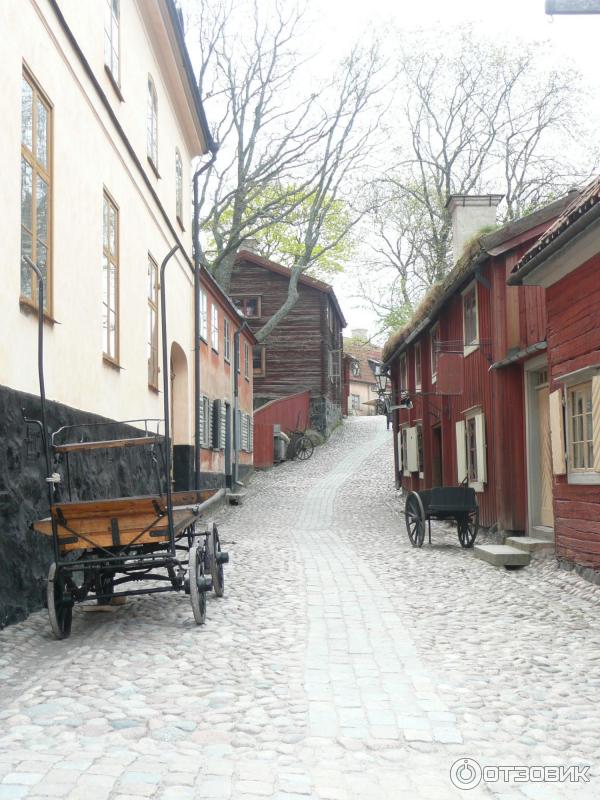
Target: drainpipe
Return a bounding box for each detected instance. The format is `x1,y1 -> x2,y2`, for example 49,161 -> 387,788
192,152 -> 217,490
233,321 -> 252,488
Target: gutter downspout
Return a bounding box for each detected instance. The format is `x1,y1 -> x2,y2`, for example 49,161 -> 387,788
232,321 -> 252,488
192,152 -> 217,490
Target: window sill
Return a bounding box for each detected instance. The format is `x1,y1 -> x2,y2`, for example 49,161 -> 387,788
211,347 -> 219,355
431,375 -> 437,384
469,481 -> 485,493
148,384 -> 160,394
567,472 -> 600,485
147,156 -> 161,179
199,335 -> 208,345
103,355 -> 123,371
245,376 -> 250,382
104,65 -> 124,102
224,358 -> 231,365
177,215 -> 185,232
402,470 -> 410,477
19,298 -> 58,326
463,344 -> 479,357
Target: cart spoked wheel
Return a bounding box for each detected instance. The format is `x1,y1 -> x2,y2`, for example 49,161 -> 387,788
47,562 -> 73,640
405,492 -> 426,548
189,544 -> 210,625
296,436 -> 314,461
457,509 -> 479,549
206,522 -> 227,598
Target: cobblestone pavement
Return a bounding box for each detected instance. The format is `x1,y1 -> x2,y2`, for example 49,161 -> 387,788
1,416 -> 600,799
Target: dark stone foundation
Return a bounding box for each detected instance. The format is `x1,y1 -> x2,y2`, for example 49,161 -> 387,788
0,384 -> 243,628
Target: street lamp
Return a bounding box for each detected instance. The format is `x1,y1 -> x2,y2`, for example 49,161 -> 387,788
374,365 -> 388,395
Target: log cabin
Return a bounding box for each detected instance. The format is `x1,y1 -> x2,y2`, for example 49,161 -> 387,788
509,177 -> 600,582
382,193 -> 574,536
230,250 -> 347,435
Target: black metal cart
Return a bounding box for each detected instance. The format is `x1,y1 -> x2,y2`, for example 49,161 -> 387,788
23,250 -> 229,639
404,486 -> 479,549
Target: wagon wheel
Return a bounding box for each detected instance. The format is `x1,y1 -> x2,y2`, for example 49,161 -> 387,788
404,492 -> 426,548
457,508 -> 479,549
96,571 -> 114,604
189,543 -> 209,625
295,435 -> 314,461
206,523 -> 227,598
47,562 -> 73,640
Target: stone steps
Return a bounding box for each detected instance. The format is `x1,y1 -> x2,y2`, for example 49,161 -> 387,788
505,536 -> 555,554
473,544 -> 531,569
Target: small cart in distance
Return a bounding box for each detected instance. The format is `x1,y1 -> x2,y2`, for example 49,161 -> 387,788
404,486 -> 479,549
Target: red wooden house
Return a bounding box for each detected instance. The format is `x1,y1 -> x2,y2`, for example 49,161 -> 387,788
509,177 -> 600,579
382,193 -> 573,534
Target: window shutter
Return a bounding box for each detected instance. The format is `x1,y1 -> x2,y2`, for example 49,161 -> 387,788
198,397 -> 205,446
549,389 -> 566,475
220,401 -> 227,449
406,426 -> 418,472
456,420 -> 467,483
475,413 -> 487,484
593,376 -> 600,472
212,400 -> 221,449
249,417 -> 254,453
208,399 -> 213,448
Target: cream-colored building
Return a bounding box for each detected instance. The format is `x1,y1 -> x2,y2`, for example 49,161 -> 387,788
0,0 -> 256,624
344,333 -> 382,416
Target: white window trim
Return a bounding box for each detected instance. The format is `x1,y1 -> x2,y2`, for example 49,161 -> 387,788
400,354 -> 408,392
560,370 -> 600,485
211,304 -> 219,352
400,425 -> 410,477
462,282 -> 479,357
199,289 -> 208,342
414,343 -> 422,392
430,323 -> 439,384
464,407 -> 486,492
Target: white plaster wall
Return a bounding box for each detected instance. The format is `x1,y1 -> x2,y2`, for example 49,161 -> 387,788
0,0 -> 199,439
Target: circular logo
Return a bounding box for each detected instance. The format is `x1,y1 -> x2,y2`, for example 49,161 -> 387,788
450,758 -> 482,790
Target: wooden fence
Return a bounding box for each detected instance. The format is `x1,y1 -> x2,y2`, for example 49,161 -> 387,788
253,390 -> 311,468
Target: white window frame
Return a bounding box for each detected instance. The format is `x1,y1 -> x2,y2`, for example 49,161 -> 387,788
200,395 -> 211,448
199,289 -> 208,341
244,342 -> 250,380
104,0 -> 120,86
351,393 -> 361,412
460,407 -> 486,492
400,354 -> 408,392
414,342 -> 422,392
147,75 -> 158,169
462,282 -> 479,357
224,318 -> 231,363
416,422 -> 424,478
400,426 -> 409,477
430,323 -> 439,384
557,367 -> 600,485
211,304 -> 219,352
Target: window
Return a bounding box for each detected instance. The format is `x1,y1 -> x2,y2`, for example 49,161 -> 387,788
235,334 -> 240,372
175,148 -> 183,225
456,410 -> 487,490
329,350 -> 341,383
147,255 -> 159,389
234,296 -> 261,318
147,75 -> 158,169
244,342 -> 250,379
351,361 -> 360,378
430,323 -> 440,382
351,394 -> 361,412
200,395 -> 211,447
400,355 -> 408,392
415,342 -> 422,392
21,70 -> 51,311
102,191 -> 119,362
253,345 -> 265,376
211,304 -> 219,352
199,289 -> 208,341
568,383 -> 593,471
416,423 -> 424,475
104,0 -> 120,85
400,427 -> 409,475
224,318 -> 231,363
463,284 -> 479,354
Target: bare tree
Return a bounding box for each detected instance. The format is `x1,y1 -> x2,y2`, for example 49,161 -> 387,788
189,0 -> 386,341
358,26 -> 595,335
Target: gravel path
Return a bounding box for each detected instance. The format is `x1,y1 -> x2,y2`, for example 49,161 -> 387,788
0,416 -> 599,799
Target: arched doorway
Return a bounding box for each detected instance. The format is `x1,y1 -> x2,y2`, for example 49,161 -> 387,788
170,342 -> 191,490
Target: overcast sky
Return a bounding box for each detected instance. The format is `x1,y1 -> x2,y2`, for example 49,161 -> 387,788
315,0 -> 600,338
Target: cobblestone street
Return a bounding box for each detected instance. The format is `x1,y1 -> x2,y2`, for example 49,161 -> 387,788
1,416 -> 600,799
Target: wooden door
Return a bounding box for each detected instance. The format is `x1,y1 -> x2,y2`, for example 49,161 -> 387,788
537,384 -> 554,527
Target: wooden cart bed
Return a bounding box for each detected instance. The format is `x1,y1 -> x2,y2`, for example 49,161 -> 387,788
32,489 -> 218,553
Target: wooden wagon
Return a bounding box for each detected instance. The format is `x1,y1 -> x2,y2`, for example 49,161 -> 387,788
23,249 -> 229,639
404,486 -> 479,549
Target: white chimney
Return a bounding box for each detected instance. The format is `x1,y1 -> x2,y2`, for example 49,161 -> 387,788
447,194 -> 503,265
240,238 -> 261,255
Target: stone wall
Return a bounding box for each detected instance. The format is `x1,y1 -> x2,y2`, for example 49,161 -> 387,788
310,396 -> 342,438
0,384 -> 233,627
